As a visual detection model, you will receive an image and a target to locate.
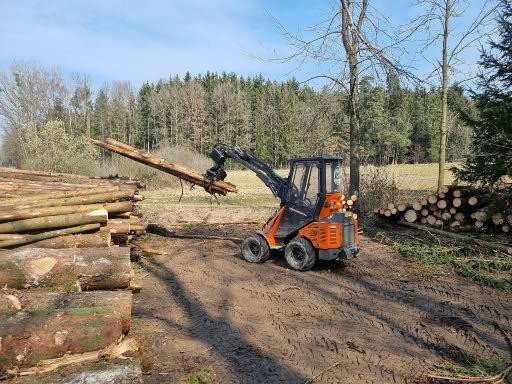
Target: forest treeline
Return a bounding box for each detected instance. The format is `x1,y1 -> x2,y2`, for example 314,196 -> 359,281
0,65 -> 474,169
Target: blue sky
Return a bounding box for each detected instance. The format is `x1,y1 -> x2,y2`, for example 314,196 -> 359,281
0,0 -> 495,90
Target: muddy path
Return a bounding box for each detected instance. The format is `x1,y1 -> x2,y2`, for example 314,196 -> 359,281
131,223 -> 512,384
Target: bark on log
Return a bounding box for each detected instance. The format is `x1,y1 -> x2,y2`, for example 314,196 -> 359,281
0,224 -> 101,248
0,234 -> 24,241
0,187 -> 121,207
0,202 -> 132,222
0,291 -> 132,375
90,138 -> 237,195
0,247 -> 132,290
17,231 -> 111,249
0,209 -> 108,234
0,190 -> 134,212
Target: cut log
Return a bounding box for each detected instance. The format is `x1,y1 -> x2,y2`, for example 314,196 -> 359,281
412,201 -> 422,211
107,222 -> 131,234
475,221 -> 484,229
426,215 -> 437,225
17,231 -> 111,249
437,199 -> 448,209
421,208 -> 429,217
403,209 -> 417,223
0,202 -> 132,222
435,219 -> 443,226
397,203 -> 407,212
0,186 -> 120,207
0,290 -> 132,374
387,203 -> 395,210
468,196 -> 479,206
474,210 -> 488,222
441,212 -> 452,221
427,195 -> 437,204
0,247 -> 132,290
0,234 -> 24,241
391,208 -> 397,215
350,194 -> 358,202
454,212 -> 465,221
347,199 -> 354,206
452,189 -> 462,198
0,209 -> 108,234
452,197 -> 464,208
449,220 -> 461,229
491,213 -> 504,226
384,209 -> 392,217
90,138 -> 237,195
420,198 -> 428,206
6,357 -> 142,384
420,217 -> 427,224
438,192 -> 446,199
502,225 -> 510,233
0,223 -> 101,248
507,214 -> 512,224
440,185 -> 450,194
0,190 -> 134,212
449,208 -> 457,215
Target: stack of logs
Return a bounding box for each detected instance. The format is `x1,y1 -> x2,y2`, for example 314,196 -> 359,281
0,167 -> 145,383
375,185 -> 512,233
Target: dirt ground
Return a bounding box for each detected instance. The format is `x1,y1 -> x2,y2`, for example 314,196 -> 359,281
130,221 -> 512,384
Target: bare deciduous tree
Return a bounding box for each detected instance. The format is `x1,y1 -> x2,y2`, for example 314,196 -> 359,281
411,0 -> 498,191
270,0 -> 414,195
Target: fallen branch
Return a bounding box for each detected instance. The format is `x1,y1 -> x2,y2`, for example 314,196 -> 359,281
399,221 -> 512,254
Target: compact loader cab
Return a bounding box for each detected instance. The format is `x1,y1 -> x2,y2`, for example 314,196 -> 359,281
205,145 -> 360,271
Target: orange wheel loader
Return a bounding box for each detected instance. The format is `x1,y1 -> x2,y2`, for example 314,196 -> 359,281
205,144 -> 360,271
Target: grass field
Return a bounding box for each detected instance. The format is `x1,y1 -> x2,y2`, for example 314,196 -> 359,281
139,163 -> 457,223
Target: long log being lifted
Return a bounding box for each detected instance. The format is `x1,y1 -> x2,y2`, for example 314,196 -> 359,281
91,138 -> 237,195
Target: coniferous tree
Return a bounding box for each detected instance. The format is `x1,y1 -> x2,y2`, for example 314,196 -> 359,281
454,0 -> 512,185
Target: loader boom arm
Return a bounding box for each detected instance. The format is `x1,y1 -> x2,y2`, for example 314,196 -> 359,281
205,144 -> 288,202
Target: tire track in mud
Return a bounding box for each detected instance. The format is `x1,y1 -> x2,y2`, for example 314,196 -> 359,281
135,230 -> 512,384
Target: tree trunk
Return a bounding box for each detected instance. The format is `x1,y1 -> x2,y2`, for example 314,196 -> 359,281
17,231 -> 111,249
0,187 -> 120,207
341,1 -> 365,196
0,202 -> 132,222
0,290 -> 132,374
437,0 -> 451,192
0,191 -> 134,212
0,209 -> 108,234
0,246 -> 132,290
0,223 -> 101,248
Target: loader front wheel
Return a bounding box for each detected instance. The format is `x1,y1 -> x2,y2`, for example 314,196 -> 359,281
241,234 -> 270,263
284,237 -> 316,271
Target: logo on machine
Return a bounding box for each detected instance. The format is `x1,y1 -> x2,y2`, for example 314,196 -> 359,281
333,165 -> 341,186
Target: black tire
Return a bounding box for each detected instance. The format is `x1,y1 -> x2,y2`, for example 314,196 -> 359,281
241,234 -> 270,263
284,237 -> 316,271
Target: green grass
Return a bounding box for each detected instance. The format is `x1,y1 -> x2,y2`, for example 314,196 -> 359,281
373,231 -> 512,290
169,369 -> 214,384
441,351 -> 507,378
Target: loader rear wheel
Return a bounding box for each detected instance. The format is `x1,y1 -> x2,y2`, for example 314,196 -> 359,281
241,234 -> 270,263
284,237 -> 316,271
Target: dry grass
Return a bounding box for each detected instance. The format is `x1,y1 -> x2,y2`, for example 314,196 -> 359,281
140,163 -> 456,224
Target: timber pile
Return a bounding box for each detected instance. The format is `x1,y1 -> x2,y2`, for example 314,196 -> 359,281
374,185 -> 512,234
0,167 -> 147,248
0,167 -> 144,382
